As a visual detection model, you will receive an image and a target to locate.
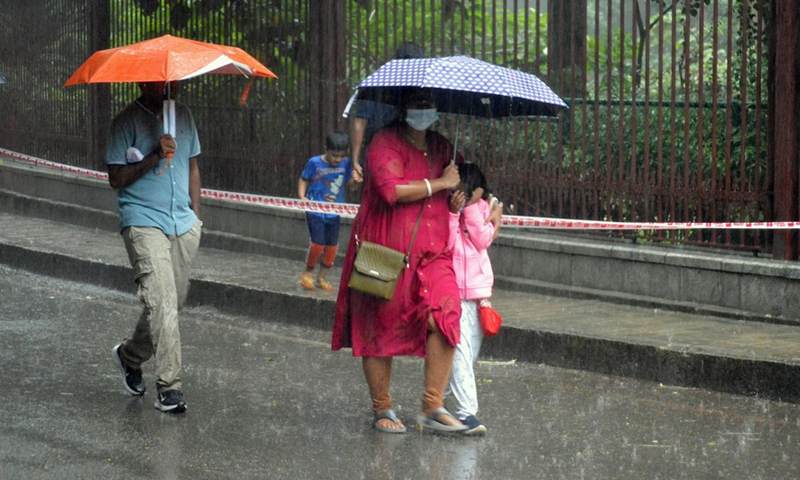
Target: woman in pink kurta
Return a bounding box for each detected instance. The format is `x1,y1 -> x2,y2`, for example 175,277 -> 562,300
332,90 -> 467,434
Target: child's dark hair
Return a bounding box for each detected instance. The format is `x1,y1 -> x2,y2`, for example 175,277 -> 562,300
326,131 -> 349,152
457,163 -> 490,200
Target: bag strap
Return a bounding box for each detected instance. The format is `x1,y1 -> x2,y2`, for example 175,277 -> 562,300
403,203 -> 425,265
355,199 -> 425,268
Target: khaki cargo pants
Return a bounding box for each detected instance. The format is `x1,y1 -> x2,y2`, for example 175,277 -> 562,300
119,221 -> 201,392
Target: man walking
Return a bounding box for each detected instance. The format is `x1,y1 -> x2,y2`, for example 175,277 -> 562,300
107,81 -> 202,414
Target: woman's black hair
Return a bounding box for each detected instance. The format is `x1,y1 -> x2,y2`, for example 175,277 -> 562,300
457,163 -> 490,200
396,88 -> 436,120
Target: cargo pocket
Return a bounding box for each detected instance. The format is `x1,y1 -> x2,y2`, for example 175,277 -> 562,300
133,257 -> 164,309
123,227 -> 170,310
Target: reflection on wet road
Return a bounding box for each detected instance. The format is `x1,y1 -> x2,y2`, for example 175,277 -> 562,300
1,265 -> 797,479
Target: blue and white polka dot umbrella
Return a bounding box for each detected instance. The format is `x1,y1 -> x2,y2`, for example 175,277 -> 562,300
349,55 -> 567,118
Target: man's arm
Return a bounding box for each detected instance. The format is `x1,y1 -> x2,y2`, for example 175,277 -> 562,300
189,157 -> 201,219
107,150 -> 161,189
349,117 -> 366,179
107,134 -> 176,190
346,160 -> 363,188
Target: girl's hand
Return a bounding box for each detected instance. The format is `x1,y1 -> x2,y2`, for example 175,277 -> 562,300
449,190 -> 466,213
486,194 -> 503,239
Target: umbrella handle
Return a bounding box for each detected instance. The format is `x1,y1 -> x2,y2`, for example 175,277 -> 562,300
162,99 -> 176,161
452,122 -> 459,164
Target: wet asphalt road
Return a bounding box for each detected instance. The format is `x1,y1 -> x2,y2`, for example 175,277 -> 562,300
0,264 -> 798,480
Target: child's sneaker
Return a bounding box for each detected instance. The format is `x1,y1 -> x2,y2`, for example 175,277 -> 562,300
155,390 -> 187,413
317,279 -> 335,291
460,415 -> 487,436
300,272 -> 315,290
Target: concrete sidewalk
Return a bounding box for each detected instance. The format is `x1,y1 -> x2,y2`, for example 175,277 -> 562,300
1,212 -> 798,403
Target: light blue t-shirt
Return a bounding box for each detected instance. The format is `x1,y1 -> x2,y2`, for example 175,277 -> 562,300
106,100 -> 201,236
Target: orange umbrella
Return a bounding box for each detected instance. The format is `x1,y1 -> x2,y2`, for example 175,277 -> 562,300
65,35 -> 276,161
64,34 -> 276,86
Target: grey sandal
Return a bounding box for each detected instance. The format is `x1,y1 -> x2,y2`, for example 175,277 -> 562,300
416,407 -> 469,433
373,409 -> 407,434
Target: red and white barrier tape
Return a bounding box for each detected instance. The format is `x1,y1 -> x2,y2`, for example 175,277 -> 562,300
499,216 -> 800,230
1,149 -> 109,180
203,188 -> 360,217
4,147 -> 799,230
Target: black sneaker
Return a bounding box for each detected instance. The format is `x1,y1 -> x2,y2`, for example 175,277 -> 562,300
155,390 -> 187,414
112,344 -> 145,396
461,415 -> 487,436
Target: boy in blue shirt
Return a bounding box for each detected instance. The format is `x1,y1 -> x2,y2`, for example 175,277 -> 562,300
298,131 -> 360,290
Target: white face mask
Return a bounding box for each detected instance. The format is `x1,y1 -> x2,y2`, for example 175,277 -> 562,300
405,108 -> 439,131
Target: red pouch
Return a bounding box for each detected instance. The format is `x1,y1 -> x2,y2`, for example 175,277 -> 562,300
478,300 -> 502,337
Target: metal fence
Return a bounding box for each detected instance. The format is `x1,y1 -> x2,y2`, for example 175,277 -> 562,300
109,0 -> 312,196
0,0 -> 774,253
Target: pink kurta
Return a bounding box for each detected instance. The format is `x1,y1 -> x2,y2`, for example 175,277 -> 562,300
332,126 -> 462,357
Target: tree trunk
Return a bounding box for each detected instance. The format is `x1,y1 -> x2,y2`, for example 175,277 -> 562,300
547,0 -> 587,99
307,1 -> 348,158
770,0 -> 800,260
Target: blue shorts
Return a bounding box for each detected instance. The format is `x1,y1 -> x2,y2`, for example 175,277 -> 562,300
306,213 -> 340,246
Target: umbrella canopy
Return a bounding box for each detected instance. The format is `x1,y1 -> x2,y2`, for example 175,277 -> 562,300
64,34 -> 276,86
348,55 -> 566,118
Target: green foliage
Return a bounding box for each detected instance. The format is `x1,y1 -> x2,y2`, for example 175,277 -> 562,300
586,0 -> 767,106
569,0 -> 769,244
635,228 -> 694,245
346,1 -> 548,85
562,98 -> 766,223
0,0 -> 773,250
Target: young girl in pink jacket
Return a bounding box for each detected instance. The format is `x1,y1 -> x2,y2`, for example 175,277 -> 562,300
446,162 -> 501,436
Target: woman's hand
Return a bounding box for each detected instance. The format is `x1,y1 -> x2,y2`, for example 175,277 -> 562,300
449,190 -> 466,213
439,163 -> 461,190
396,161 -> 461,202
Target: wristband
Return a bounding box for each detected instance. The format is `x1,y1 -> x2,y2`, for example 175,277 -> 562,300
423,178 -> 432,197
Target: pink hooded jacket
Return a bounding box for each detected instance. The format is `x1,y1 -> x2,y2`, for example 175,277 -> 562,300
448,198 -> 495,300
